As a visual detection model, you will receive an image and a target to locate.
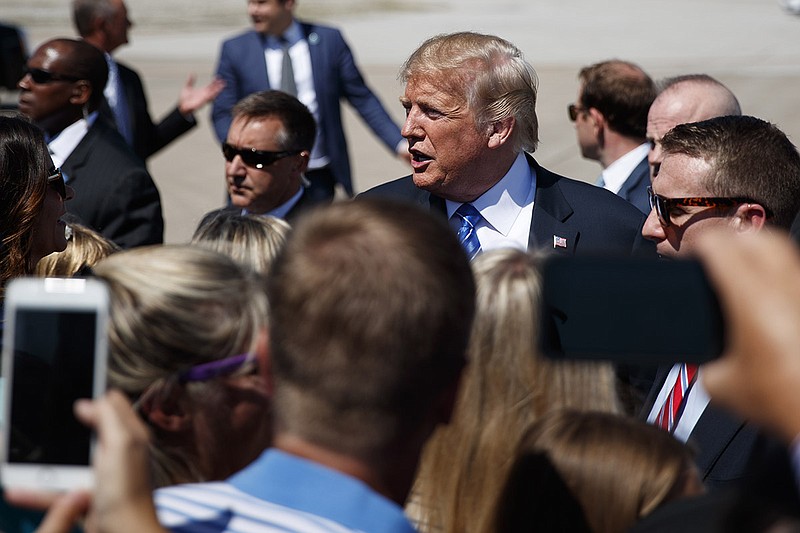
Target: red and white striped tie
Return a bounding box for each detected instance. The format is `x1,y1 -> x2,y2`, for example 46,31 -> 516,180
656,363 -> 698,432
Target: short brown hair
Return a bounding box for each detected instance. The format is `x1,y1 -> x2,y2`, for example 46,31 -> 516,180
579,59 -> 655,139
661,115 -> 800,229
232,90 -> 316,152
267,199 -> 474,459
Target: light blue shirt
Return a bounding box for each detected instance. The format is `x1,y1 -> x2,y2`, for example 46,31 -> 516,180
155,448 -> 416,533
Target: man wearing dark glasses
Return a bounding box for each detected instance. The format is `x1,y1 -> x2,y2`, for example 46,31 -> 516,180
214,90 -> 318,222
18,38 -> 164,249
641,115 -> 800,488
570,60 -> 656,214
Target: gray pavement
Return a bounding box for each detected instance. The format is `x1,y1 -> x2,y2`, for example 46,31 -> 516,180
6,0 -> 800,242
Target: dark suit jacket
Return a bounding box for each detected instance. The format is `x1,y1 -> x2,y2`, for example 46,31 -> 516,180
61,119 -> 164,249
211,22 -> 403,195
618,155 -> 650,215
362,154 -> 654,257
640,365 -> 767,490
104,61 -> 196,161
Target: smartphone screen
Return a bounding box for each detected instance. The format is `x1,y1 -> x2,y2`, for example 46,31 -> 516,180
7,308 -> 97,466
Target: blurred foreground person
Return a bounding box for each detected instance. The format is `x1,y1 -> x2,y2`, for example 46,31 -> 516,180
191,209 -> 290,276
496,410 -> 703,533
35,218 -> 120,277
1,115 -> 73,302
408,249 -> 620,533
94,245 -> 271,488
156,199 -> 475,532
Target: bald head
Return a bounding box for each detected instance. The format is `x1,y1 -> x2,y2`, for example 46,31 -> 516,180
647,75 -> 740,177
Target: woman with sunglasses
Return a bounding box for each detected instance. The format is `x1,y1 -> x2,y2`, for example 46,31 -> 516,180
0,115 -> 73,303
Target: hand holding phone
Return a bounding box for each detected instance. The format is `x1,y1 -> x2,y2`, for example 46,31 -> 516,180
1,277 -> 110,492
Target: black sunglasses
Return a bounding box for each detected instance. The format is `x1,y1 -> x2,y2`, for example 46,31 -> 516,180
567,103 -> 587,122
646,186 -> 764,226
47,168 -> 67,199
222,142 -> 301,169
24,67 -> 82,84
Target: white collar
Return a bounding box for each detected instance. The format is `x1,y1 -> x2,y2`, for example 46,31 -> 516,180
600,142 -> 650,194
446,152 -> 533,237
47,111 -> 99,168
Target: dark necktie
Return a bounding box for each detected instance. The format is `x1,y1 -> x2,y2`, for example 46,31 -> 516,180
280,36 -> 297,96
454,203 -> 482,260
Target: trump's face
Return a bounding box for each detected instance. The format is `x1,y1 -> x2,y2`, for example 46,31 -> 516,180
400,76 -> 495,203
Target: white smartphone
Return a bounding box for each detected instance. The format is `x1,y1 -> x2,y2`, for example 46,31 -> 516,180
1,277 -> 109,491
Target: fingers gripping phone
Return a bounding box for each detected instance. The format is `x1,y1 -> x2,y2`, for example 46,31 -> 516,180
1,277 -> 109,491
538,256 -> 725,364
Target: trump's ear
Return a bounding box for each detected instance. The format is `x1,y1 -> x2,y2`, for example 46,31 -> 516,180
488,116 -> 515,149
732,202 -> 768,233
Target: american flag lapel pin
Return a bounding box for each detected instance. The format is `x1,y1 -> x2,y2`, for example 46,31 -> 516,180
553,235 -> 567,248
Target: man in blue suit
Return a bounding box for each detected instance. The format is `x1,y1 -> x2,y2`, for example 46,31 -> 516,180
569,60 -> 656,214
212,0 -> 408,202
363,32 -> 652,259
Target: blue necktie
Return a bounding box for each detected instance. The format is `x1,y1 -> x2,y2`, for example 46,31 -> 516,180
454,203 -> 482,260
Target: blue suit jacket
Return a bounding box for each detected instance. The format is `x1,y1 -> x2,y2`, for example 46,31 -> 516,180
361,154 -> 654,257
618,155 -> 651,215
211,22 -> 404,195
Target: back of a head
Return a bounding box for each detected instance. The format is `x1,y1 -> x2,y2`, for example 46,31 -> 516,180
512,410 -> 699,533
72,0 -> 114,37
657,75 -> 742,120
579,59 -> 656,139
401,31 -> 539,153
410,249 -> 619,533
93,245 -> 268,398
661,115 -> 800,229
0,114 -> 50,290
35,220 -> 121,277
191,210 -> 290,276
267,199 -> 474,459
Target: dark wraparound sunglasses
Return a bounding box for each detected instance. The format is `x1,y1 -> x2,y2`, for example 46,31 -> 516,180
222,142 -> 301,169
24,67 -> 82,84
646,186 -> 767,226
47,168 -> 67,199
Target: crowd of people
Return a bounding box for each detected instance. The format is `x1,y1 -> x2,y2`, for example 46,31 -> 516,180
2,0 -> 800,532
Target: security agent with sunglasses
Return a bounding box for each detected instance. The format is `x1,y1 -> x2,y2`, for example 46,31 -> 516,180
640,115 -> 800,489
17,38 -> 164,249
214,90 -> 319,223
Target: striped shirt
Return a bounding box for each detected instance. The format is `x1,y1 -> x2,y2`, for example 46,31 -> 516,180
155,449 -> 417,533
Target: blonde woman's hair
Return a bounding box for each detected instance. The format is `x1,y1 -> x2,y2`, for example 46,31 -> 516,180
35,220 -> 120,277
92,245 -> 269,487
408,249 -> 620,533
497,410 -> 698,533
191,210 -> 290,275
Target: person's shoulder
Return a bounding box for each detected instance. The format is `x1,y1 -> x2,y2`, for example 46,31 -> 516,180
534,160 -> 645,222
155,481 -> 358,533
359,175 -> 418,199
297,20 -> 342,36
221,29 -> 261,47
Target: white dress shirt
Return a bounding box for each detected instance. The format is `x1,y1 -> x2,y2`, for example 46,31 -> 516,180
446,153 -> 536,252
600,142 -> 650,194
263,22 -> 328,170
647,363 -> 711,442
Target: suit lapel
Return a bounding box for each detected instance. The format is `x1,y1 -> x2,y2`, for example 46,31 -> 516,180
528,155 -> 577,254
301,23 -> 323,101
618,156 -> 649,201
688,404 -> 749,481
250,32 -> 271,88
60,123 -> 101,185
